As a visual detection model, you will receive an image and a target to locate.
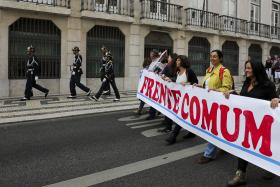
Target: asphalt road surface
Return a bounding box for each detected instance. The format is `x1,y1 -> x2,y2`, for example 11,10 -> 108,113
0,110 -> 279,187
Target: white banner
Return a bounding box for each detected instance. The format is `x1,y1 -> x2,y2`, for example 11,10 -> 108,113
137,70 -> 280,176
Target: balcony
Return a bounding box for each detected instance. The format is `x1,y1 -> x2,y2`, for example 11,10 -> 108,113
248,22 -> 270,38
186,8 -> 219,30
219,15 -> 247,34
81,0 -> 134,17
140,0 -> 183,24
0,0 -> 71,15
271,26 -> 280,40
17,0 -> 70,7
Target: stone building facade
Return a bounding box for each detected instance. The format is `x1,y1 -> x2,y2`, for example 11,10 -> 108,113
0,0 -> 280,97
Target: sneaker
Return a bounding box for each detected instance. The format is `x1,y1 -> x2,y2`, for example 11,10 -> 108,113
20,97 -> 27,101
90,95 -> 98,101
227,170 -> 246,187
45,90 -> 49,98
86,90 -> 92,96
102,90 -> 110,95
67,95 -> 76,99
113,98 -> 120,102
197,156 -> 214,164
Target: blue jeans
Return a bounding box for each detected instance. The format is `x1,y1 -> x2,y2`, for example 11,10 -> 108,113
204,143 -> 217,159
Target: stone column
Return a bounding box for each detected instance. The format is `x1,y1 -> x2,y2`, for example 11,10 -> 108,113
237,39 -> 248,81
124,24 -> 142,91
60,0 -> 86,95
0,11 -> 9,97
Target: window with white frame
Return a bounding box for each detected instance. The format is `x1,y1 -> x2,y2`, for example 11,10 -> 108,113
222,0 -> 237,17
189,0 -> 207,10
272,2 -> 280,35
250,0 -> 260,23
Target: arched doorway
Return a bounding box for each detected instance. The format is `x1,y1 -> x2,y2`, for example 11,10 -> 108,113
9,18 -> 61,79
188,37 -> 210,76
222,41 -> 239,75
86,25 -> 125,78
144,31 -> 173,58
248,44 -> 262,64
270,46 -> 280,57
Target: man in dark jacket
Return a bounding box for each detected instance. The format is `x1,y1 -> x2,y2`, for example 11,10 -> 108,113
91,52 -> 120,102
100,46 -> 111,95
67,46 -> 92,98
21,46 -> 49,101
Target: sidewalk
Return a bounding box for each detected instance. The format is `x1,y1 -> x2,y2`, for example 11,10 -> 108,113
0,84 -> 245,125
0,91 -> 139,125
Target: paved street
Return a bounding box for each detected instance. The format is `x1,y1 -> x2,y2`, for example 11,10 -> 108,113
0,110 -> 279,187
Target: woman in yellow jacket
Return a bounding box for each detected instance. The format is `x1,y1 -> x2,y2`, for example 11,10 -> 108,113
195,49 -> 233,164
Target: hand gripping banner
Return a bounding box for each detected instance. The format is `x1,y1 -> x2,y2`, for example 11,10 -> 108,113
137,70 -> 280,176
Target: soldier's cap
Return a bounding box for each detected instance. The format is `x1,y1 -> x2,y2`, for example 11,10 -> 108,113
72,46 -> 80,51
27,45 -> 35,52
101,46 -> 108,51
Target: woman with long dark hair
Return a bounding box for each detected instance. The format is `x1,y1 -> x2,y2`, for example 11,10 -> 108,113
164,55 -> 198,144
226,60 -> 279,186
157,53 -> 179,132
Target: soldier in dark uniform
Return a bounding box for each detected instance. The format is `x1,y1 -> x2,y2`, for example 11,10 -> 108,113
67,46 -> 92,98
20,46 -> 49,101
100,46 -> 111,95
91,52 -> 120,102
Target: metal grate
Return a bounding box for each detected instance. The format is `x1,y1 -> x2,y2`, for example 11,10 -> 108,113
17,0 -> 71,8
188,37 -> 210,76
270,46 -> 280,57
9,18 -> 61,79
248,44 -> 262,65
222,41 -> 239,76
86,25 -> 125,78
81,0 -> 134,17
144,31 -> 173,58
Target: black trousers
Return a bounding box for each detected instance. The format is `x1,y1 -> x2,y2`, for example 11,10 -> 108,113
100,72 -> 110,93
70,74 -> 90,96
138,100 -> 145,111
24,75 -> 48,99
149,107 -> 156,118
95,77 -> 120,99
164,116 -> 173,130
237,158 -> 248,172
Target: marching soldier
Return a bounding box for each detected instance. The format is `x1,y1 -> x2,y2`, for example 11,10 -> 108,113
91,52 -> 120,102
67,46 -> 92,98
100,46 -> 111,95
21,46 -> 49,101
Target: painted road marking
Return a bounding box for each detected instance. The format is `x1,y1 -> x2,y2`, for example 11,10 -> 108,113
130,122 -> 161,129
126,118 -> 162,126
44,143 -> 206,187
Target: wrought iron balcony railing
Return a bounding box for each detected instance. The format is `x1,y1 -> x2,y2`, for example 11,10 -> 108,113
219,15 -> 247,34
140,0 -> 182,24
271,26 -> 280,40
248,21 -> 271,38
81,0 -> 134,17
186,8 -> 219,30
17,0 -> 70,8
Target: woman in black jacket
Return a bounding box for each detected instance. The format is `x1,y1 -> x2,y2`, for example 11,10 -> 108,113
163,55 -> 198,145
226,60 -> 279,186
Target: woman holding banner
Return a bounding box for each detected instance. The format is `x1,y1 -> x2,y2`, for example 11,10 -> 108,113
226,60 -> 279,186
157,53 -> 178,132
194,50 -> 233,164
163,55 -> 198,144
